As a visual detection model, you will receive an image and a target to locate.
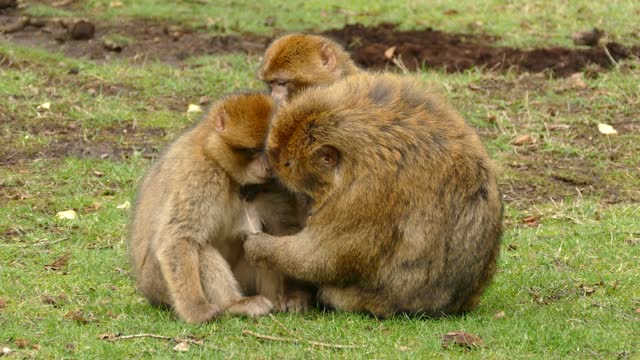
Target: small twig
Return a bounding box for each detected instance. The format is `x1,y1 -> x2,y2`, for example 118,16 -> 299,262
1,238 -> 67,248
242,330 -> 362,349
602,45 -> 619,69
99,333 -> 203,345
269,314 -> 298,338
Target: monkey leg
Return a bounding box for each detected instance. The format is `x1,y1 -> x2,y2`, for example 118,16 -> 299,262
200,246 -> 274,317
318,286 -> 395,318
157,238 -> 221,323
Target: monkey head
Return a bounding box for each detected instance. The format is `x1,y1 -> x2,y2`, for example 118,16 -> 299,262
259,34 -> 357,103
207,93 -> 275,185
265,98 -> 345,204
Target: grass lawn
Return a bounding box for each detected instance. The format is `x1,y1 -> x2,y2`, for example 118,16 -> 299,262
1,0 -> 639,358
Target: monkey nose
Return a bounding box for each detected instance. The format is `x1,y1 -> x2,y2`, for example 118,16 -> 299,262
265,167 -> 273,178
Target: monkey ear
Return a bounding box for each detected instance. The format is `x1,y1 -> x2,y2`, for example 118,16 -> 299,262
320,44 -> 337,70
215,110 -> 228,132
316,145 -> 339,169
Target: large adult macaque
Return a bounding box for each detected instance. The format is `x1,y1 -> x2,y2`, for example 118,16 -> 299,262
245,73 -> 503,317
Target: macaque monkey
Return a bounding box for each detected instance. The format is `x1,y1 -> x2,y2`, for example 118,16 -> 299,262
259,33 -> 360,102
129,93 -> 281,323
244,73 -> 503,317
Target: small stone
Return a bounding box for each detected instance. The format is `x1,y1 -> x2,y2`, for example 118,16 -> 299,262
69,20 -> 95,40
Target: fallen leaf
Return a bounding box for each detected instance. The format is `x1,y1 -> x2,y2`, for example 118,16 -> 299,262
31,344 -> 41,350
42,296 -> 59,306
97,333 -> 116,340
93,170 -> 104,177
579,284 -> 596,295
493,311 -> 506,319
384,46 -> 397,59
173,341 -> 190,352
187,104 -> 203,113
65,343 -> 76,352
14,339 -> 29,349
2,347 -> 13,356
37,102 -> 51,111
45,254 -> 70,271
598,123 -> 618,135
443,9 -> 459,15
117,201 -> 131,210
0,298 -> 6,308
635,308 -> 640,314
92,202 -> 102,210
512,134 -> 535,146
64,310 -> 91,324
521,216 -> 540,227
109,1 -> 123,8
441,331 -> 484,349
507,244 -> 518,251
56,209 -> 77,220
396,345 -> 411,351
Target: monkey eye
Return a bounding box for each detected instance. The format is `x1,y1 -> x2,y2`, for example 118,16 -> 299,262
271,79 -> 287,87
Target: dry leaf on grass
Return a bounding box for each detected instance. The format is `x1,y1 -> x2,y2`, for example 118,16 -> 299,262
0,298 -> 6,309
55,209 -> 77,220
521,216 -> 541,227
64,310 -> 95,324
384,46 -> 397,59
187,104 -> 203,113
45,254 -> 70,271
14,339 -> 29,349
493,311 -> 506,319
173,341 -> 190,352
117,201 -> 130,209
2,347 -> 13,356
441,331 -> 484,349
37,102 -> 51,111
512,134 -> 535,146
597,123 -> 618,135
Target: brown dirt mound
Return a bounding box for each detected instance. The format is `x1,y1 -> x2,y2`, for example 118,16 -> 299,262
324,23 -> 640,76
1,14 -> 639,75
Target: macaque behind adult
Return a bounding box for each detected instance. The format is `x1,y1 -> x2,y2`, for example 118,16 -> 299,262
244,73 -> 503,317
259,33 -> 360,102
129,93 -> 279,323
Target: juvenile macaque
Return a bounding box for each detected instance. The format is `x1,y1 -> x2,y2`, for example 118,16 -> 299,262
244,73 -> 503,317
259,33 -> 360,102
129,93 -> 279,323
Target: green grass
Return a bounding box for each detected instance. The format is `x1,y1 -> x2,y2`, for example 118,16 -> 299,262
2,0 -> 640,358
24,0 -> 640,46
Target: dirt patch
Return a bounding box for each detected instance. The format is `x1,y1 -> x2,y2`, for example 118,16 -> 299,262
325,23 -> 640,76
0,119 -> 165,166
0,14 -> 271,64
2,13 -> 639,75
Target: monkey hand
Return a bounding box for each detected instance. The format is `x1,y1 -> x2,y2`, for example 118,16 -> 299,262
244,232 -> 275,267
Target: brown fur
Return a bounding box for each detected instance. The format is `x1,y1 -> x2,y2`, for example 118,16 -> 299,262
244,73 -> 503,317
129,93 -> 283,323
259,33 -> 360,102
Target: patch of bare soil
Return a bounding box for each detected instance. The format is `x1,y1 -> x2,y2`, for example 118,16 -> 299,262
0,119 -> 165,166
325,23 -> 640,76
2,13 -> 639,75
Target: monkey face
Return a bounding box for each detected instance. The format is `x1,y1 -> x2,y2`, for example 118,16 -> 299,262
266,143 -> 339,200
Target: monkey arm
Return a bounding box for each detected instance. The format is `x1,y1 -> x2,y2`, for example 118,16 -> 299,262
244,230 -> 354,284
